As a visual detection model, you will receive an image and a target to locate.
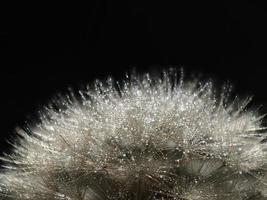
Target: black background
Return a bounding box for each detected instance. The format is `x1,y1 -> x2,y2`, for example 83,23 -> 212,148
1,1 -> 267,155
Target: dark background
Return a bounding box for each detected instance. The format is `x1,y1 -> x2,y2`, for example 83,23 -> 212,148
1,1 -> 267,156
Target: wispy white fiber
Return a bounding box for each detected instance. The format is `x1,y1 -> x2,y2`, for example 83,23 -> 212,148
0,69 -> 267,199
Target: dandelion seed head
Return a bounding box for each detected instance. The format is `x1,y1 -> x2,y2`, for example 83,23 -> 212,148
0,68 -> 267,199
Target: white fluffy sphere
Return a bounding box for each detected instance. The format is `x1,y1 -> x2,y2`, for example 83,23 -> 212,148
0,69 -> 266,200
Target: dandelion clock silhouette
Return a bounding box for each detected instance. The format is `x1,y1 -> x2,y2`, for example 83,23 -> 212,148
0,69 -> 267,200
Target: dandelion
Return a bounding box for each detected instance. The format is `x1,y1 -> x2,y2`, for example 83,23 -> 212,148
0,69 -> 266,199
